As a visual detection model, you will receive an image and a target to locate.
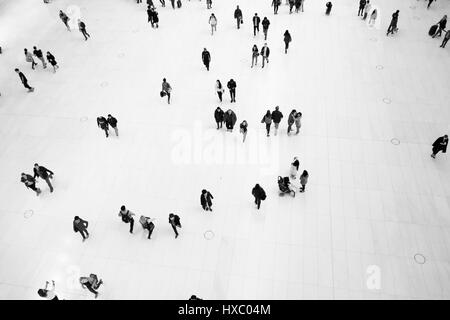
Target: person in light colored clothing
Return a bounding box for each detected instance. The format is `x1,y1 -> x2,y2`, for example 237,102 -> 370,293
209,13 -> 217,35
38,280 -> 59,300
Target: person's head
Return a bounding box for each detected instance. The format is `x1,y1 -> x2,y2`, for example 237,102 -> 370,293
163,78 -> 166,82
204,48 -> 207,51
107,114 -> 111,118
254,13 -> 257,16
216,106 -> 221,111
444,15 -> 447,20
21,173 -> 26,177
169,213 -> 174,218
120,205 -> 126,211
74,216 -> 80,221
255,184 -> 260,188
33,46 -> 37,50
264,43 -> 267,46
37,289 -> 47,297
444,135 -> 448,139
14,68 -> 20,73
243,120 -> 247,125
24,48 -> 27,53
396,10 -> 399,13
297,112 -> 302,117
216,79 -> 221,85
275,106 -> 279,111
237,5 -> 239,9
302,170 -> 308,176
291,109 -> 296,114
266,110 -> 271,115
34,163 -> 39,168
202,189 -> 207,194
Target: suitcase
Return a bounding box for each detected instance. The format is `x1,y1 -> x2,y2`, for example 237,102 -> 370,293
429,24 -> 438,36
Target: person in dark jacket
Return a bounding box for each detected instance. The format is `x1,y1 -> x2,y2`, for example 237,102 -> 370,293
97,116 -> 109,137
170,0 -> 175,9
206,0 -> 212,9
200,189 -> 214,211
169,213 -> 181,238
147,6 -> 154,25
234,6 -> 243,29
202,48 -> 211,71
33,163 -> 54,192
261,110 -> 272,137
78,19 -> 90,40
73,216 -> 89,242
15,68 -> 34,92
33,46 -> 47,68
295,0 -> 301,13
262,17 -> 270,40
214,107 -> 224,129
59,10 -> 70,31
287,109 -> 296,135
118,205 -> 135,233
252,13 -> 261,36
227,79 -> 237,102
289,0 -> 295,14
271,106 -> 283,135
358,0 -> 366,16
284,30 -> 292,54
240,120 -> 248,142
107,114 -> 118,137
433,15 -> 447,38
441,30 -> 450,48
151,7 -> 159,28
325,2 -> 332,15
431,135 -> 448,158
251,184 -> 266,210
46,51 -> 59,73
260,43 -> 270,68
161,78 -> 172,104
272,0 -> 281,15
80,274 -> 103,298
300,170 -> 309,192
21,173 -> 41,196
251,44 -> 259,68
224,109 -> 237,132
139,216 -> 155,239
386,10 -> 399,36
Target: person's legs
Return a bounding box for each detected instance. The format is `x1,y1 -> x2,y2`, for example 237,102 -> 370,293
441,38 -> 449,48
113,126 -> 119,136
23,80 -> 32,90
285,42 -> 289,53
296,125 -> 300,134
253,26 -> 256,36
103,127 -> 109,137
237,18 -> 240,29
256,198 -> 261,209
167,92 -> 171,104
266,123 -> 270,136
79,230 -> 87,241
129,218 -> 134,233
264,29 -> 267,40
148,225 -> 154,239
218,91 -> 222,102
171,224 -> 179,238
44,177 -> 54,192
85,283 -> 98,296
274,122 -> 279,135
243,131 -> 247,142
287,124 -> 292,134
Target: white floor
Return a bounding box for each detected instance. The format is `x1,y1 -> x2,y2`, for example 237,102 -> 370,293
0,0 -> 449,300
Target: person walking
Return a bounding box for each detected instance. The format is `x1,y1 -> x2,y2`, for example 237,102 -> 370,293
251,44 -> 259,68
169,213 -> 181,238
427,0 -> 435,9
38,280 -> 59,300
271,106 -> 283,135
284,30 -> 292,54
251,184 -> 266,210
170,0 -> 175,9
253,13 -> 261,36
107,114 -> 118,137
33,163 -> 54,192
262,17 -> 270,40
294,112 -> 302,134
97,116 -> 109,138
215,80 -> 224,102
227,79 -> 236,102
386,10 -> 399,36
202,48 -> 211,71
160,0 -> 166,7
78,19 -> 91,41
206,0 -> 212,9
224,109 -> 237,132
152,8 -> 159,28
161,78 -> 172,104
24,49 -> 37,70
80,274 -> 103,298
290,157 -> 299,179
295,0 -> 301,13
289,0 -> 295,14
139,216 -> 155,239
15,68 -> 34,92
73,216 -> 89,242
200,189 -> 214,211
21,173 -> 41,196
260,43 -> 270,68
325,2 -> 332,15
234,6 -> 243,29
299,170 -> 309,192
287,109 -> 296,135
118,205 -> 135,234
431,135 -> 448,158
362,1 -> 371,20
272,0 -> 281,15
300,0 -> 305,12
368,8 -> 377,26
209,13 -> 217,35
440,30 -> 450,48
358,0 -> 366,16
214,106 -> 224,129
46,51 -> 59,73
261,110 -> 272,137
240,120 -> 248,142
33,46 -> 47,68
147,6 -> 154,26
59,10 -> 71,31
433,15 -> 447,38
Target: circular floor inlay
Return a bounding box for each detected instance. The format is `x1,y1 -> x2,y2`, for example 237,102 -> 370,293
80,116 -> 88,122
100,81 -> 108,87
376,65 -> 384,70
204,230 -> 215,240
391,138 -> 400,145
383,98 -> 392,104
414,253 -> 426,264
24,210 -> 34,219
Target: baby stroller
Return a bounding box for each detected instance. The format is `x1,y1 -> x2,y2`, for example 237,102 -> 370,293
278,176 -> 295,197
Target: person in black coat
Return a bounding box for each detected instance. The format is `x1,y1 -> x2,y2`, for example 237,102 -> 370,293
33,163 -> 54,192
227,79 -> 237,102
15,68 -> 34,92
234,6 -> 243,29
33,46 -> 47,69
260,43 -> 270,68
431,135 -> 448,158
21,173 -> 41,196
59,10 -> 70,31
262,17 -> 270,40
251,184 -> 266,210
272,0 -> 281,15
284,30 -> 292,54
358,0 -> 366,16
97,116 -> 109,137
152,8 -> 159,28
252,13 -> 261,36
271,106 -> 283,135
386,10 -> 399,36
147,6 -> 154,25
427,0 -> 435,9
46,51 -> 59,73
78,19 -> 90,41
169,213 -> 181,238
325,2 -> 332,15
118,205 -> 135,234
289,0 -> 295,14
214,107 -> 224,129
107,114 -> 118,137
433,15 -> 447,38
224,109 -> 237,131
200,189 -> 214,211
73,216 -> 89,242
202,48 -> 211,71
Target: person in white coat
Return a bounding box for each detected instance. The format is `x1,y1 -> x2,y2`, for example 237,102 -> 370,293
209,13 -> 217,35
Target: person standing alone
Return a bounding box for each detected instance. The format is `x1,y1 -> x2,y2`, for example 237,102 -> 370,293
253,13 -> 261,36
118,205 -> 135,234
200,189 -> 214,211
251,184 -> 266,210
234,6 -> 243,29
107,114 -> 119,137
261,110 -> 272,137
431,135 -> 448,158
358,0 -> 366,17
161,78 -> 172,104
260,43 -> 270,68
386,10 -> 399,36
227,79 -> 237,102
15,68 -> 34,92
202,48 -> 211,71
78,19 -> 91,41
73,216 -> 89,242
262,17 -> 270,40
284,30 -> 292,54
271,106 -> 283,135
169,213 -> 182,238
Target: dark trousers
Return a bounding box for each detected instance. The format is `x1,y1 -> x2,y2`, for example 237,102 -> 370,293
171,0 -> 175,9
100,126 -> 109,137
265,123 -> 271,135
253,25 -> 259,36
22,80 -> 32,90
171,224 -> 179,237
229,89 -> 236,102
358,7 -> 364,16
79,229 -> 89,240
287,123 -> 293,134
204,61 -> 210,71
441,38 -> 449,48
166,92 -> 171,104
236,18 -> 241,29
160,0 -> 165,6
216,121 -> 223,129
284,41 -> 289,53
28,183 -> 38,192
81,29 -> 90,40
428,0 -> 434,9
289,3 -> 294,13
125,218 -> 134,233
387,24 -> 396,35
146,224 -> 154,239
44,176 -> 53,192
254,197 -> 261,209
300,184 -> 306,192
217,91 -> 222,102
432,146 -> 444,155
274,4 -> 279,14
226,122 -> 233,130
263,28 -> 268,40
